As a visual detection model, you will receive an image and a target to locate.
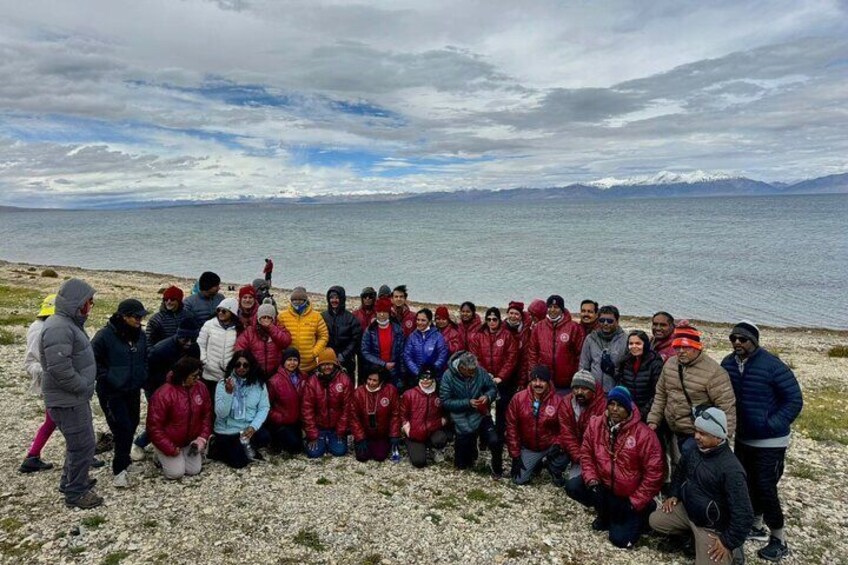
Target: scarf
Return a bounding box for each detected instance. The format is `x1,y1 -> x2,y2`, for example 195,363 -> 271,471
419,382 -> 436,395
293,302 -> 308,315
376,318 -> 390,328
547,314 -> 563,324
231,376 -> 249,420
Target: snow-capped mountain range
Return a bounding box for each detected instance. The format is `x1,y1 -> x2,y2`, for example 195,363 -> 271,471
588,170 -> 738,188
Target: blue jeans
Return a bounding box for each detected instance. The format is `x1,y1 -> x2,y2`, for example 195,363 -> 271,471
306,430 -> 348,458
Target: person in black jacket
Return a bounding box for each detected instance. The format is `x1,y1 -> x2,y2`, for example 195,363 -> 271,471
616,330 -> 664,423
92,299 -> 149,488
322,286 -> 362,383
649,407 -> 753,565
144,285 -> 186,348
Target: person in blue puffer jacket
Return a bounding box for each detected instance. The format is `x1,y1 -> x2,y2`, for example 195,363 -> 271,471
403,308 -> 448,389
361,298 -> 406,389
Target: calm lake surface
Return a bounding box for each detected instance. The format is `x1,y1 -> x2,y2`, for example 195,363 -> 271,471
2,194 -> 846,329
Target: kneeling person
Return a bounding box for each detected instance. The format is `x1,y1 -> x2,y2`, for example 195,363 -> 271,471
349,369 -> 402,462
301,348 -> 352,458
402,368 -> 449,468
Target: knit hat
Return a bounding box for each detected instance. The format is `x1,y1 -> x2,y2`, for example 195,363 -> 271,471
528,299 -> 547,320
435,305 -> 451,320
672,321 -> 703,350
546,295 -> 565,310
281,347 -> 300,363
176,317 -> 200,339
290,287 -> 308,302
198,271 -> 221,292
117,298 -> 149,317
316,348 -> 338,366
507,301 -> 524,314
361,286 -> 376,298
570,370 -> 595,391
418,367 -> 435,381
257,303 -> 277,319
162,285 -> 184,303
378,285 -> 392,298
730,320 -> 760,347
529,365 -> 552,383
217,297 -> 239,315
239,285 -> 256,299
38,294 -> 57,317
695,407 -> 728,440
607,386 -> 633,413
375,297 -> 392,313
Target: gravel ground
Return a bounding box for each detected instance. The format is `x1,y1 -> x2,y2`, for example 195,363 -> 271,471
0,260 -> 846,564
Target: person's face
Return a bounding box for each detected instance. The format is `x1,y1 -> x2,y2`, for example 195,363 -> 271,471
202,285 -> 220,298
458,364 -> 477,378
730,334 -> 756,358
675,345 -> 700,365
507,309 -> 522,325
572,385 -> 594,406
434,316 -> 448,329
530,376 -> 549,396
184,368 -> 201,388
391,291 -> 406,308
598,313 -> 618,334
376,310 -> 390,322
547,303 -> 563,319
580,303 -> 598,324
652,315 -> 673,339
329,294 -> 341,309
361,294 -> 375,307
694,428 -> 722,450
80,296 -> 95,316
233,357 -> 250,377
319,363 -> 335,376
291,298 -> 306,309
628,335 -> 645,357
607,400 -> 629,424
240,294 -> 255,310
164,297 -> 179,312
460,306 -> 474,322
284,357 -> 300,372
485,313 -> 500,330
122,313 -> 143,328
419,375 -> 435,389
216,308 -> 232,322
177,337 -> 195,351
416,313 -> 430,331
366,374 -> 380,389
259,315 -> 274,325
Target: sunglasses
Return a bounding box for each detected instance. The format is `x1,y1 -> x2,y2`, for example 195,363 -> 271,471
234,361 -> 250,368
486,317 -> 499,321
598,317 -> 616,324
698,408 -> 727,435
729,335 -> 750,344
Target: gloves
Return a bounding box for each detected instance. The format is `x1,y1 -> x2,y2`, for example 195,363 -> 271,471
601,350 -> 616,376
548,444 -> 562,460
390,437 -> 401,450
510,457 -> 525,479
355,440 -> 368,456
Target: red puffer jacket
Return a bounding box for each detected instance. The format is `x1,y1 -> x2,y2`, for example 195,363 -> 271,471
457,314 -> 482,350
266,367 -> 306,427
235,323 -> 292,377
505,388 -> 568,458
348,384 -> 402,441
393,305 -> 417,337
527,313 -> 584,388
352,307 -> 375,332
579,406 -> 664,511
561,383 -> 608,460
469,324 -> 519,384
505,315 -> 533,387
401,385 -> 445,442
439,322 -> 463,356
300,370 -> 352,441
147,379 -> 212,457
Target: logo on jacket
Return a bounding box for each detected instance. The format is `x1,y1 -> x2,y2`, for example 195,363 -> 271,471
495,339 -> 504,347
560,334 -> 569,343
434,398 -> 441,407
625,436 -> 636,449
194,394 -> 203,405
335,383 -> 344,392
380,397 -> 389,407
405,320 -> 413,328
545,405 -> 555,416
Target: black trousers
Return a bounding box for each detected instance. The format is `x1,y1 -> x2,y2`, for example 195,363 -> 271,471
406,430 -> 449,468
593,484 -> 655,548
735,441 -> 786,530
97,389 -> 141,475
454,416 -> 501,473
211,429 -> 271,469
265,423 -> 303,455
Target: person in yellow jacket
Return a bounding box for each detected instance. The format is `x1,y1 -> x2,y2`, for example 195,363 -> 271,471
277,287 -> 329,372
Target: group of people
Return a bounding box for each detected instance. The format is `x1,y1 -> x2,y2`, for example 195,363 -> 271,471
21,271 -> 804,563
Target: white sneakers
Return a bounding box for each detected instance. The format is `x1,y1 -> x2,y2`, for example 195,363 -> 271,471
113,470 -> 129,488
130,444 -> 146,462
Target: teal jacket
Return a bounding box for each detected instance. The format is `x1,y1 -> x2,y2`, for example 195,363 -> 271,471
439,352 -> 497,435
214,377 -> 270,435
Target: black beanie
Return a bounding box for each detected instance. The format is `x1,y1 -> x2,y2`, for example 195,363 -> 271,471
730,320 -> 760,347
281,347 -> 301,363
198,271 -> 221,292
546,295 -> 565,310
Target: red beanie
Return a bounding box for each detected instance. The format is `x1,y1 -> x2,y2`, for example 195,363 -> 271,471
528,299 -> 547,320
375,297 -> 392,313
162,285 -> 184,303
435,305 -> 450,320
507,301 -> 524,314
239,285 -> 256,299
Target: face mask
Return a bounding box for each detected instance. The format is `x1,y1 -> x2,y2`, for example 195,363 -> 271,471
377,318 -> 390,328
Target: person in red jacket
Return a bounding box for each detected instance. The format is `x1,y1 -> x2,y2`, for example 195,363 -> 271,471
391,285 -> 417,337
650,311 -> 676,362
235,303 -> 292,379
237,285 -> 258,331
504,301 -> 532,388
581,386 -> 664,549
146,357 -> 212,480
263,348 -> 306,454
561,370 -> 608,507
527,299 -> 547,328
434,306 -> 462,356
301,348 -> 352,458
349,369 -> 402,462
505,366 -> 569,485
352,287 -> 377,332
527,295 -> 584,394
457,301 -> 482,350
401,368 -> 448,467
263,258 -> 274,284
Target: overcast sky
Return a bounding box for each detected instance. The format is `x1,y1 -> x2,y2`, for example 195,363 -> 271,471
1,0 -> 847,207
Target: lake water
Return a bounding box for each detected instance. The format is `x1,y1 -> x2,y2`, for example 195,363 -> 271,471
2,194 -> 846,329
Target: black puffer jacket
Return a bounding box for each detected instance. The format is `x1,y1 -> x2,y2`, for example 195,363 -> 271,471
146,335 -> 201,394
145,301 -> 186,348
617,334 -> 664,423
92,314 -> 148,395
321,286 -> 362,374
671,441 -> 753,550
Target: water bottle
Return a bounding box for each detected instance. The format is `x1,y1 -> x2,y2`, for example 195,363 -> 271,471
390,445 -> 401,464
240,433 -> 255,460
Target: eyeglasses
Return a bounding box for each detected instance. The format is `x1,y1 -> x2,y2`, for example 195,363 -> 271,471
486,317 -> 499,322
164,298 -> 178,302
234,361 -> 250,368
697,408 -> 727,435
729,335 -> 750,344
598,317 -> 616,324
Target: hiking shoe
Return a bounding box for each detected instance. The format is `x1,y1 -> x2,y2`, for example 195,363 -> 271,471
130,444 -> 146,462
90,458 -> 106,469
732,546 -> 746,565
757,537 -> 789,562
95,432 -> 114,454
747,526 -> 770,542
432,450 -> 445,464
66,489 -> 103,510
19,456 -> 54,473
113,470 -> 129,488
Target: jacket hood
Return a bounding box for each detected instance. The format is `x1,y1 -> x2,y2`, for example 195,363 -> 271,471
527,299 -> 547,320
55,278 -> 95,319
326,285 -> 347,313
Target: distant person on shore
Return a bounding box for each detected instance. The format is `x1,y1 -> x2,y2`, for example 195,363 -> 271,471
581,386 -> 664,549
92,298 -> 149,488
235,302 -> 292,379
349,369 -> 402,463
505,366 -> 569,485
404,308 -> 449,389
647,322 -> 736,458
301,348 -> 352,458
183,271 -> 224,326
145,285 -> 186,348
146,357 -> 212,480
391,285 -> 417,337
352,287 -> 377,332
264,348 -> 307,455
198,297 -> 240,399
278,287 -> 329,373
616,330 -> 664,423
561,370 -> 606,507
401,368 -> 449,468
579,299 -> 600,338
721,321 -> 802,562
434,305 -> 462,356
503,301 -> 531,388
440,351 -> 501,478
40,278 -> 101,508
361,298 -> 405,389
527,295 -> 583,394
237,285 -> 259,330
580,305 -> 628,392
263,258 -> 274,284
456,301 -> 482,350
651,311 -> 677,362
649,407 -> 753,565
322,286 -> 362,382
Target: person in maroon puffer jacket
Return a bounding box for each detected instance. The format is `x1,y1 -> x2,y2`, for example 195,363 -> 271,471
561,371 -> 608,507
263,347 -> 306,454
434,306 -> 462,356
237,285 -> 259,331
456,301 -> 482,350
581,386 -> 664,549
349,369 -> 402,462
146,357 -> 212,480
527,295 -> 584,393
301,348 -> 352,458
503,301 -> 532,388
401,368 -> 448,468
235,303 -> 292,379
390,285 -> 417,337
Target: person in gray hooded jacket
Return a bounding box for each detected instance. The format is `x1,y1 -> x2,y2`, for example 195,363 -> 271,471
39,278 -> 102,509
579,305 -> 628,392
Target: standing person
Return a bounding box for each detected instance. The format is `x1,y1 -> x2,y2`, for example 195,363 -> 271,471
617,330 -> 664,422
403,308 -> 449,388
526,295 -> 584,394
264,348 -> 307,455
578,299 -> 600,338
183,271 -> 224,326
349,369 -> 402,463
237,285 -> 259,330
322,285 -> 362,381
440,351 -> 501,478
40,278 -> 101,509
263,258 -> 274,285
505,366 -> 570,485
434,306 -> 462,356
503,301 -> 532,388
526,299 -> 547,328
651,311 -> 677,362
146,357 -> 212,480
561,370 -> 607,507
145,285 -> 186,348
401,368 -> 448,468
391,285 -> 417,337
580,305 -> 628,391
650,407 -> 753,565
581,386 -> 664,549
647,322 -> 736,458
361,298 -> 405,389
456,301 -> 482,350
235,302 -> 292,379
92,299 -> 149,488
252,278 -> 275,308
721,321 -> 803,562
352,287 -> 377,332
301,349 -> 352,458
198,297 -> 240,399
277,287 -> 329,373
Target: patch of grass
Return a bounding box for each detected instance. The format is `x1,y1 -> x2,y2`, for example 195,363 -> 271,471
293,528 -> 325,551
0,328 -> 18,345
360,553 -> 382,565
0,540 -> 42,558
142,519 -> 158,528
377,489 -> 393,497
0,285 -> 43,308
796,388 -> 848,445
466,488 -> 499,504
316,476 -> 332,485
461,513 -> 481,524
788,459 -> 821,480
69,546 -> 86,555
423,512 -> 442,525
102,551 -> 130,565
432,494 -> 460,510
0,313 -> 31,326
828,346 -> 848,358
389,478 -> 407,488
81,515 -> 107,528
0,518 -> 23,532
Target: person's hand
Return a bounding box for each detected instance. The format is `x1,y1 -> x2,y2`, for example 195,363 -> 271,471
307,440 -> 319,452
662,496 -> 678,513
493,377 -> 502,385
708,534 -> 730,562
476,395 -> 488,405
402,422 -> 411,437
648,423 -> 657,431
441,417 -> 448,426
259,317 -> 272,328
510,457 -> 525,479
192,437 -> 207,452
385,362 -> 396,371
469,398 -> 481,408
225,377 -> 235,394
174,446 -> 181,454
242,426 -> 255,440
355,440 -> 368,456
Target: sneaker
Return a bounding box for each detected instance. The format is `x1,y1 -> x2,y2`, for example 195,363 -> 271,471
757,537 -> 789,562
747,526 -> 770,542
432,450 -> 445,464
59,478 -> 97,494
66,489 -> 104,510
90,458 -> 106,469
113,470 -> 129,488
130,444 -> 146,462
19,456 -> 54,473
